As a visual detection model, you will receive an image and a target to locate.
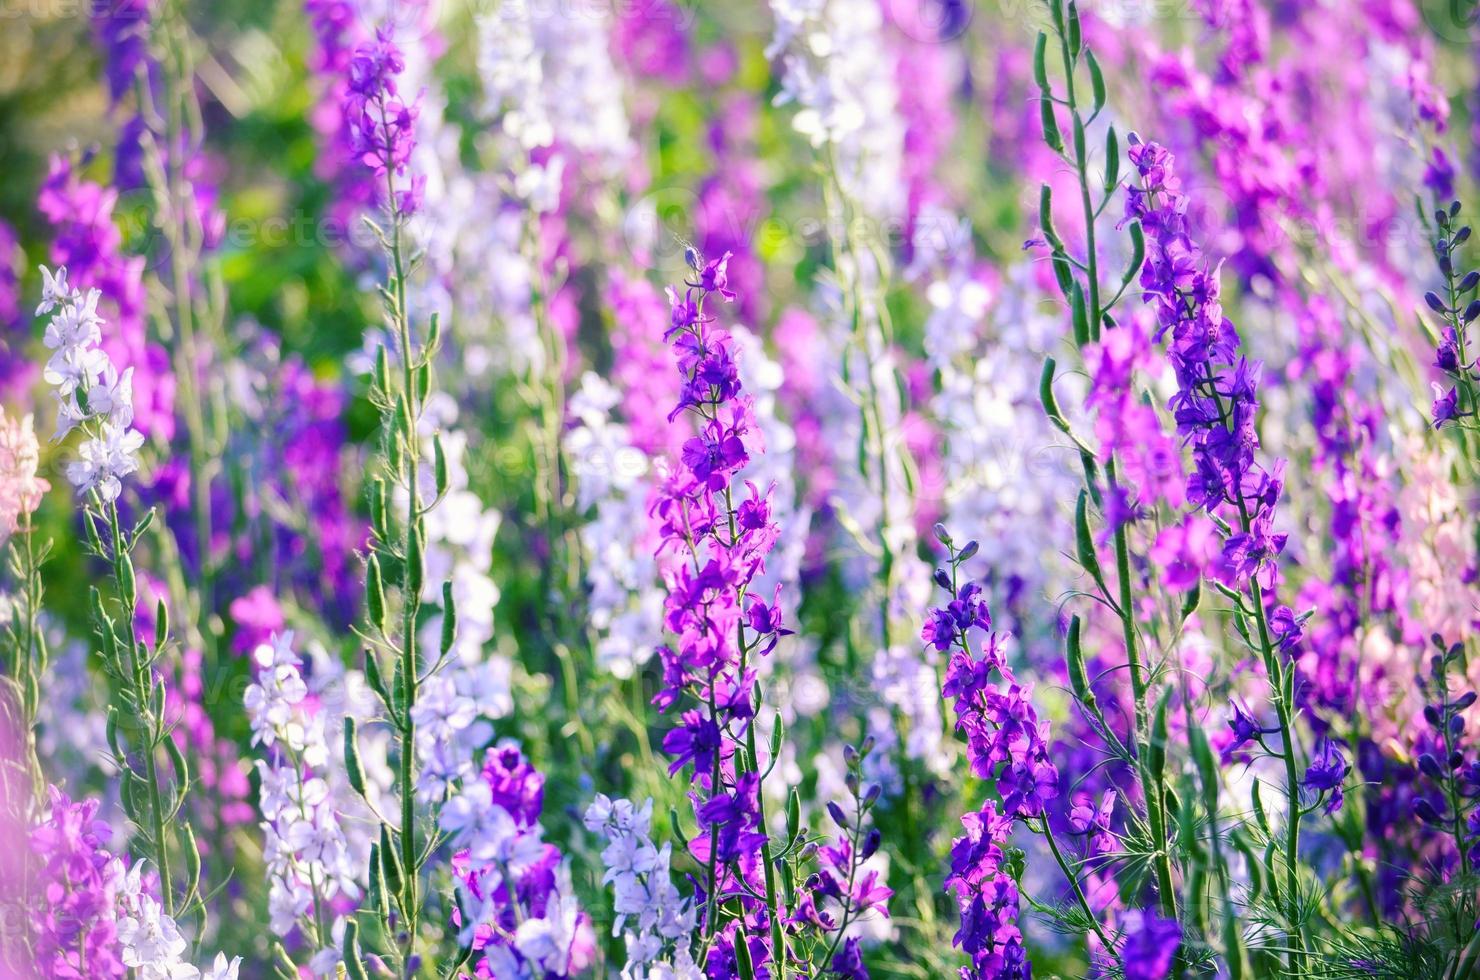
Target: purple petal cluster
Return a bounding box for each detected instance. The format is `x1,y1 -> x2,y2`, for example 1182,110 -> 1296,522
343,27 -> 423,212
650,249 -> 790,948
1126,135 -> 1293,592
944,803 -> 1030,980
28,788 -> 127,978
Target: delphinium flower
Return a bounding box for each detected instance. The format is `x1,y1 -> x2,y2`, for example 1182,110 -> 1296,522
583,794 -> 700,974
27,788 -> 127,978
441,746 -> 595,976
929,527 -> 1124,976
27,789 -> 242,979
1116,909 -> 1182,980
1422,201 -> 1480,431
303,0 -> 377,239
789,742 -> 893,976
244,631 -> 375,972
650,248 -> 794,970
115,859 -> 242,979
35,268 -> 143,499
1127,133 -> 1342,969
31,270 -> 209,927
566,372 -> 664,678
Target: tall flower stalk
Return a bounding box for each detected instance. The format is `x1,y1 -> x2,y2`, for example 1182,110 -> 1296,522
651,249 -> 794,972
34,267 -> 207,936
1029,0 -> 1179,922
1127,134 -> 1326,972
339,25 -> 445,971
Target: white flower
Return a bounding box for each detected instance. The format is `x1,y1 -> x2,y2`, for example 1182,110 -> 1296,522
118,895 -> 192,979
35,264 -> 70,315
88,363 -> 136,428
65,421 -> 145,501
513,887 -> 582,974
200,953 -> 242,980
43,343 -> 108,399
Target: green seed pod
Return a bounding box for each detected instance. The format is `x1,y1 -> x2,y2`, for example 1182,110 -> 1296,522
1071,282 -> 1089,347
165,736 -> 191,795
1149,694 -> 1170,784
1124,222 -> 1146,287
1051,252 -> 1074,299
366,554 -> 387,633
106,706 -> 123,759
1181,580 -> 1202,618
415,361 -> 431,405
84,511 -> 105,555
406,526 -> 424,599
787,788 -> 801,843
1040,96 -> 1063,154
154,598 -> 169,651
342,919 -> 369,980
1088,49 -> 1106,114
1039,184 -> 1062,250
368,841 -> 387,918
440,580 -> 457,657
345,717 -> 368,797
1032,32 -> 1049,93
368,478 -> 388,542
129,509 -> 155,548
1251,779 -> 1271,837
1067,0 -> 1082,56
1074,491 -> 1104,590
364,651 -> 388,705
1190,724 -> 1219,815
375,345 -> 391,397
1039,358 -> 1064,427
1065,615 -> 1094,707
1222,908 -> 1247,980
1103,126 -> 1120,192
380,825 -> 403,896
734,928 -> 755,980
184,823 -> 202,898
433,434 -> 449,497
119,554 -> 137,608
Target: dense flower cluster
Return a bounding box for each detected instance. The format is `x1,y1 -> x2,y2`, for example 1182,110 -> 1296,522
35,266 -> 145,501
244,632 -> 373,969
1126,137 -> 1293,591
583,794 -> 699,975
442,746 -> 594,977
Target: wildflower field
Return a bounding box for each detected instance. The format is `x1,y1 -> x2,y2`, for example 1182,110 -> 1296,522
3,0 -> 1480,976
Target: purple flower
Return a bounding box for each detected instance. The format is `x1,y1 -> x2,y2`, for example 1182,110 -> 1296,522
944,804 -> 1031,979
342,26 -> 421,209
1118,909 -> 1181,980
1432,383 -> 1461,428
1304,738 -> 1349,813
831,937 -> 869,980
